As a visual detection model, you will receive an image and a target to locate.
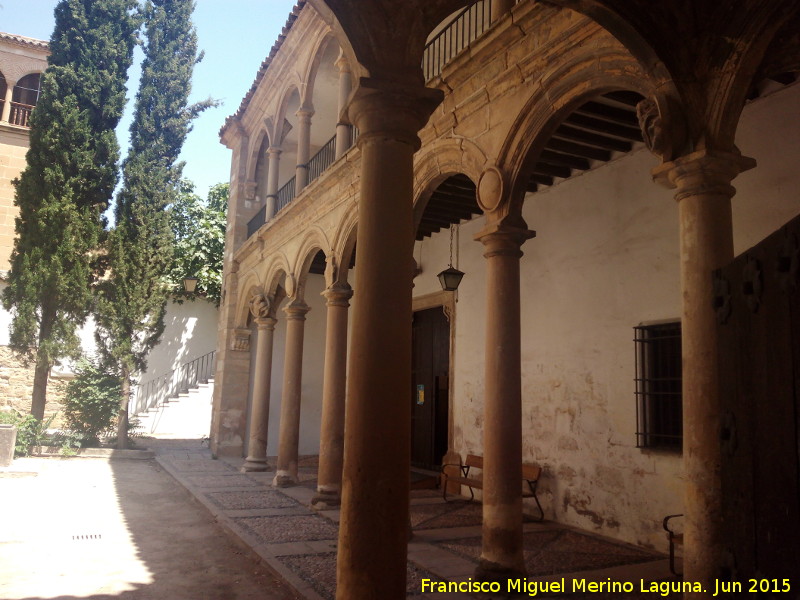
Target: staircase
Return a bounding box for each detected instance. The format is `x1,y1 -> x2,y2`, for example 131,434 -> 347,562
130,351 -> 216,439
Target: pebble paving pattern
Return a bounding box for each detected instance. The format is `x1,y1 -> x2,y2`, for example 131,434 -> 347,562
236,514 -> 339,543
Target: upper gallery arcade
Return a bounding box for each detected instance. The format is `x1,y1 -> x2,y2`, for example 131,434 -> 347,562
212,1 -> 800,598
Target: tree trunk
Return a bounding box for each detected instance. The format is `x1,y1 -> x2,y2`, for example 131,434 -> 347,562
117,368 -> 130,450
30,356 -> 50,421
30,313 -> 54,421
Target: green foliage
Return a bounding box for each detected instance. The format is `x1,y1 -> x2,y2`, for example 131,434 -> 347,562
63,359 -> 122,446
94,0 -> 213,447
1,0 -> 138,419
169,180 -> 227,306
0,411 -> 57,456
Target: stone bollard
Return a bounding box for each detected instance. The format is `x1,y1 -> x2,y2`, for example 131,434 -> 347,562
0,424 -> 17,466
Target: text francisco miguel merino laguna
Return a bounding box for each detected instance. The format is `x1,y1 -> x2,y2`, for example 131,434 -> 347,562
419,577 -> 780,596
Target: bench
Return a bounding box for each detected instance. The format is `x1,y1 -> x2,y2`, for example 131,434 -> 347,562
663,514 -> 684,575
440,454 -> 544,521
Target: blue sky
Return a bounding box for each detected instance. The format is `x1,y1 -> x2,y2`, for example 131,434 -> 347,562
1,0 -> 298,198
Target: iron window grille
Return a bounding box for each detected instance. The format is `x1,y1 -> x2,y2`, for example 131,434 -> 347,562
634,321 -> 682,450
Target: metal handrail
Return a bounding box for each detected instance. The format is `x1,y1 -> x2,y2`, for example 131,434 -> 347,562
130,350 -> 217,416
422,0 -> 494,81
247,205 -> 266,238
308,134 -> 337,184
276,176 -> 296,213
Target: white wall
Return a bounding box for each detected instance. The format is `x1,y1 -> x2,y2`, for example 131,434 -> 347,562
136,299 -> 220,385
409,82 -> 800,551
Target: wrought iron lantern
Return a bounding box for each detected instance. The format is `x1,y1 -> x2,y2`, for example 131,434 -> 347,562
183,276 -> 199,294
437,224 -> 464,292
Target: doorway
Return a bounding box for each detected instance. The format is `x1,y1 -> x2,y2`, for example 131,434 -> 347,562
411,306 -> 450,470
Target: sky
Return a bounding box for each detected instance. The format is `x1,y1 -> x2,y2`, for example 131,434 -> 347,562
0,0 -> 298,199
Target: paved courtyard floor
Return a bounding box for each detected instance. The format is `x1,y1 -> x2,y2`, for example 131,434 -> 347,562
150,438 -> 680,599
1,438 -> 681,599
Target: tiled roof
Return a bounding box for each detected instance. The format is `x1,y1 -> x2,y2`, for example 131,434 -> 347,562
0,31 -> 49,50
220,1 -> 306,138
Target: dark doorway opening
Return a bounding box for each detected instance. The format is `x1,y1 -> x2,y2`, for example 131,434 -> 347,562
411,306 -> 450,470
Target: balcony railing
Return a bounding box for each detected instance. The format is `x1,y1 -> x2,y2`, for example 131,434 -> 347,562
245,127 -> 360,238
308,134 -> 337,183
8,102 -> 34,127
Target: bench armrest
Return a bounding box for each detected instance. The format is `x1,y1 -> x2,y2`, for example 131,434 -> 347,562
663,514 -> 684,535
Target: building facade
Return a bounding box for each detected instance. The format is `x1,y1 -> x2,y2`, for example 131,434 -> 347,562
212,1 -> 800,598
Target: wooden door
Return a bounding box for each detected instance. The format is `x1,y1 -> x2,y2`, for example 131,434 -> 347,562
716,213 -> 800,586
411,307 -> 450,470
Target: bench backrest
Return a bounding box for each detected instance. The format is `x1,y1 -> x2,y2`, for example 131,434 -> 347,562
465,454 -> 483,470
521,463 -> 541,482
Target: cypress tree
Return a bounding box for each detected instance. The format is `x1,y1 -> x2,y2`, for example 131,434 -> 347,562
2,0 -> 138,420
94,0 -> 213,447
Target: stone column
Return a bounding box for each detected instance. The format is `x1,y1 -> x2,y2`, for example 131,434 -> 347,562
474,219 -> 534,581
653,149 -> 754,598
491,0 -> 515,22
265,146 -> 281,219
312,282 -> 353,508
335,80 -> 442,600
273,299 -> 310,487
295,108 -> 314,194
334,54 -> 353,160
1,81 -> 14,123
241,295 -> 277,472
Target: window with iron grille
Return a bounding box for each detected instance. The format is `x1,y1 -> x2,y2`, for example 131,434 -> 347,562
634,321 -> 682,450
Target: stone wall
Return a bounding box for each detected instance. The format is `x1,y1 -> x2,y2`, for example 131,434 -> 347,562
0,346 -> 69,425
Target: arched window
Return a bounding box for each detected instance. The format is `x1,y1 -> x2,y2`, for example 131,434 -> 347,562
11,73 -> 42,127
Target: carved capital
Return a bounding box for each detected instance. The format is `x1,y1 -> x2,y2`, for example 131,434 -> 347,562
323,282 -> 353,308
652,149 -> 756,201
244,180 -> 257,201
231,328 -> 251,352
284,299 -> 310,320
475,217 -> 535,259
249,293 -> 271,320
254,316 -> 277,330
348,77 -> 443,150
636,96 -> 688,161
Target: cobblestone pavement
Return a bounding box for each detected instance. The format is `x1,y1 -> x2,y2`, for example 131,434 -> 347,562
149,438 -> 680,599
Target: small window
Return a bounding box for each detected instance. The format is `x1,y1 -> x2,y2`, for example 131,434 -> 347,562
634,321 -> 682,450
13,73 -> 42,107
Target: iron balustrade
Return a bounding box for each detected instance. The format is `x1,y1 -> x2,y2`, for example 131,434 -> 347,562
423,0 -> 493,81
276,176 -> 296,213
129,350 -> 217,417
247,205 -> 266,238
307,134 -> 337,183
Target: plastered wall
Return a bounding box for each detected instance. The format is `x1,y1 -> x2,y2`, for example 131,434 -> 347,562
411,82 -> 800,552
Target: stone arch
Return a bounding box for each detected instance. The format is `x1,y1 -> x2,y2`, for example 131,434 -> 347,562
274,80 -> 304,140
246,128 -> 272,185
330,206 -> 358,286
262,251 -> 294,302
302,32 -> 339,106
234,270 -> 265,329
498,48 -> 659,218
292,225 -> 333,298
412,138 -> 486,232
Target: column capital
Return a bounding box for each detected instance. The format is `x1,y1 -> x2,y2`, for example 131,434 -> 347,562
475,218 -> 536,259
296,107 -> 315,121
249,293 -> 272,320
268,146 -> 282,158
323,282 -> 353,307
349,77 -> 443,150
652,149 -> 756,201
284,299 -> 310,320
335,53 -> 351,74
254,316 -> 277,330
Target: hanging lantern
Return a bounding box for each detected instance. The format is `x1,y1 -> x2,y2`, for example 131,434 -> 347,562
437,224 -> 464,291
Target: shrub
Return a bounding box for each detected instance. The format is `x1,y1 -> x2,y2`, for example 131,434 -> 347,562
0,410 -> 56,456
63,359 -> 122,446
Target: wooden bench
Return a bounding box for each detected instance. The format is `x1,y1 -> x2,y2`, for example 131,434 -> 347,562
440,454 -> 544,521
663,514 -> 684,575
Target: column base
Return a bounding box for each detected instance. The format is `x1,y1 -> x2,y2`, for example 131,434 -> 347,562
474,559 -> 526,584
311,489 -> 341,509
272,470 -> 298,487
240,457 -> 270,472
